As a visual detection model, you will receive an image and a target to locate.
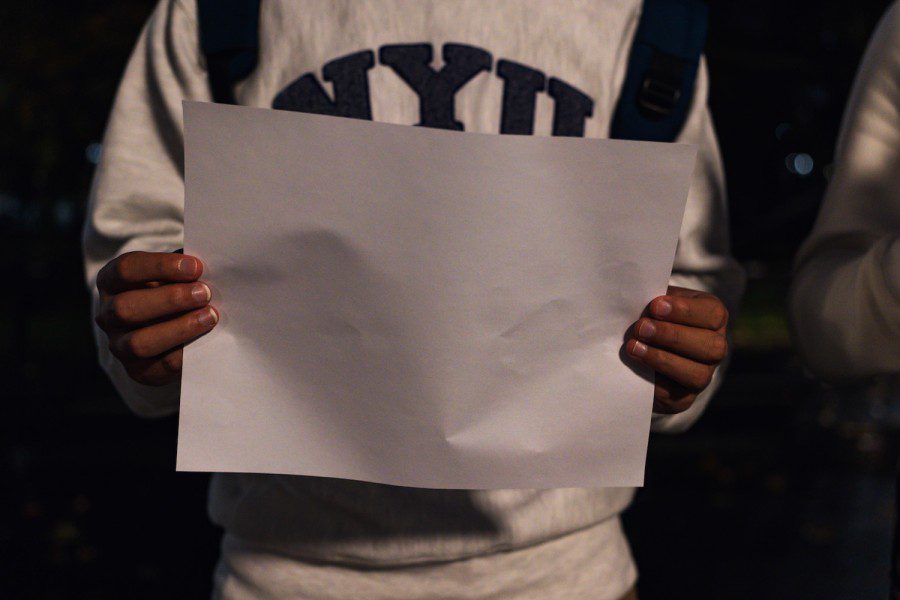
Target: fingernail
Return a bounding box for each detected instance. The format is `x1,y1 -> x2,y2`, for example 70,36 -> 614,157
654,300 -> 673,317
638,320 -> 656,339
191,282 -> 211,303
178,257 -> 198,277
197,307 -> 218,327
630,340 -> 648,357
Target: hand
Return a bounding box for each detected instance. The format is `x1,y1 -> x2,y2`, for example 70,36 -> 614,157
625,286 -> 729,414
95,251 -> 218,386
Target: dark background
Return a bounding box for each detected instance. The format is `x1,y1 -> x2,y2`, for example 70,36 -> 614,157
1,1 -> 897,598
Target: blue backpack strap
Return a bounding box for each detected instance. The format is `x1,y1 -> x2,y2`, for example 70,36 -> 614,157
197,0 -> 261,104
610,0 -> 708,142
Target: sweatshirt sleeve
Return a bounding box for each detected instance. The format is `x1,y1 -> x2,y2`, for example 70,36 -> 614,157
651,56 -> 747,434
789,3 -> 900,385
82,0 -> 210,417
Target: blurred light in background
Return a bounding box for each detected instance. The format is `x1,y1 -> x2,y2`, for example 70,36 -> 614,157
84,142 -> 103,165
0,192 -> 39,230
53,199 -> 75,230
774,122 -> 792,140
0,193 -> 21,218
785,152 -> 815,176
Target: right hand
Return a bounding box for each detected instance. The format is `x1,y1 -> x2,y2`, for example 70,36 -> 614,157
95,251 -> 218,386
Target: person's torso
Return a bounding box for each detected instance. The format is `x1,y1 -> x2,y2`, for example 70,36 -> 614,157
210,0 -> 640,569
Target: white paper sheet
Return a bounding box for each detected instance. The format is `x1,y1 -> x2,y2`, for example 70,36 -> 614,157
176,101 -> 697,489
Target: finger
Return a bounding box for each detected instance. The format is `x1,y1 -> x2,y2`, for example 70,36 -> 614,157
652,375 -> 697,414
647,293 -> 728,331
97,282 -> 212,329
633,318 -> 728,364
110,306 -> 218,360
122,348 -> 184,386
97,251 -> 202,294
626,339 -> 715,391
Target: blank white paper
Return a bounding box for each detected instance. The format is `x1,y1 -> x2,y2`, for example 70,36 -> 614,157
176,101 -> 697,489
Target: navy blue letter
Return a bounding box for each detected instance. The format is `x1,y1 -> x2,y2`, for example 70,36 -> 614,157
497,60 -> 546,135
273,50 -> 375,119
379,43 -> 492,130
548,78 -> 594,137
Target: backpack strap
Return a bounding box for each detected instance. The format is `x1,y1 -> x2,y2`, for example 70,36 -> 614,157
197,0 -> 261,104
610,0 -> 708,142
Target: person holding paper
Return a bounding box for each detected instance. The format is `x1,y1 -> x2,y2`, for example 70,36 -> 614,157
788,4 -> 899,597
84,1 -> 745,598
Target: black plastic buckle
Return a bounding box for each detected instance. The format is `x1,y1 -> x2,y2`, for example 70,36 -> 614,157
637,51 -> 685,120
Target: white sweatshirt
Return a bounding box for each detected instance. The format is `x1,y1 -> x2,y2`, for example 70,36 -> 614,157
83,1 -> 745,597
790,1 -> 899,384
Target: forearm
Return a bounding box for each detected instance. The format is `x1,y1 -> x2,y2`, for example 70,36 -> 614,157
788,3 -> 899,384
83,0 -> 207,416
648,60 -> 745,433
790,233 -> 900,384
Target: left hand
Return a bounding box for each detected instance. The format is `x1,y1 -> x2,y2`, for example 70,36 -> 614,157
625,286 -> 729,414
